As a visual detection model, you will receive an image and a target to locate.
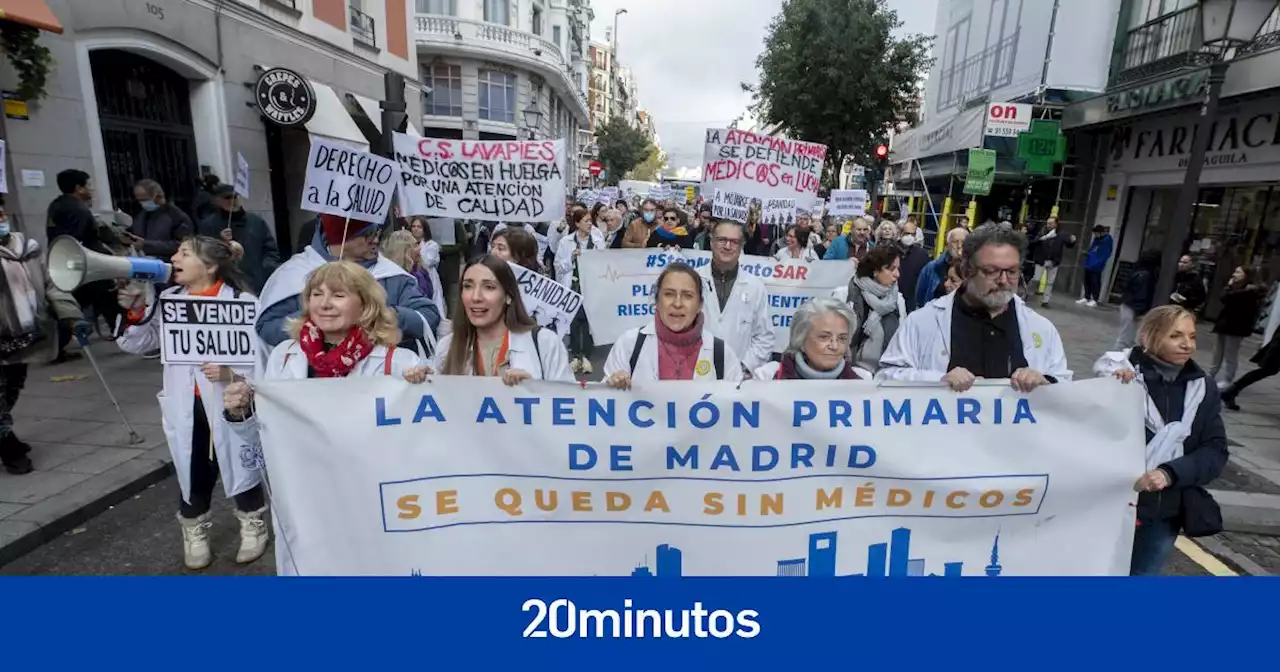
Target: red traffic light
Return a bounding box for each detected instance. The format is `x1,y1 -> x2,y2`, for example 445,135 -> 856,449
875,144 -> 889,159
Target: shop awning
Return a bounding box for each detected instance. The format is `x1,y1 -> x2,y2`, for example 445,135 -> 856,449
305,79 -> 369,151
0,0 -> 63,34
347,93 -> 421,137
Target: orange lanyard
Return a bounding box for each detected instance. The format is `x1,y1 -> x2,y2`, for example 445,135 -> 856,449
474,331 -> 510,377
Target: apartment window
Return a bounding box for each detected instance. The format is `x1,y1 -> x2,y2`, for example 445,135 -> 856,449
532,6 -> 543,35
483,0 -> 509,26
478,70 -> 516,123
423,64 -> 462,117
553,25 -> 561,48
416,0 -> 456,14
350,0 -> 376,47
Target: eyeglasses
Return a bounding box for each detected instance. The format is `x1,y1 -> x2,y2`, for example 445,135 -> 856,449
713,237 -> 742,248
976,266 -> 1020,280
663,216 -> 678,222
814,333 -> 851,347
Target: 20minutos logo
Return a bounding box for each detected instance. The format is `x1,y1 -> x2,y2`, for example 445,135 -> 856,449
522,599 -> 760,639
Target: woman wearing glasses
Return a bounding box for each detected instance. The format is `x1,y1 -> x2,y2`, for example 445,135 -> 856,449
753,298 -> 870,380
648,206 -> 694,249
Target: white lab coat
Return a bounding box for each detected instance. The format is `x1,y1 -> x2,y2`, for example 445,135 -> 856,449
604,323 -> 745,384
419,239 -> 447,318
553,229 -> 605,289
227,339 -> 423,576
698,265 -> 774,370
774,246 -> 818,263
752,360 -> 873,381
875,291 -> 1074,382
430,327 -> 575,382
116,284 -> 261,505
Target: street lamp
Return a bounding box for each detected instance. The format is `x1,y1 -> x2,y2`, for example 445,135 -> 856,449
522,97 -> 543,140
614,8 -> 627,60
1156,0 -> 1278,308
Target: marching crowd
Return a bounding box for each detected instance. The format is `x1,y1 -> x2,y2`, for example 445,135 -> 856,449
1,169 -> 1272,578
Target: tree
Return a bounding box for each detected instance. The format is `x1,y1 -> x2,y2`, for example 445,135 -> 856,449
745,0 -> 933,188
595,115 -> 652,185
627,146 -> 666,182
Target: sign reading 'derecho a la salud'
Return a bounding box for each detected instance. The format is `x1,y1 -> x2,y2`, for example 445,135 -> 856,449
395,133 -> 566,222
702,128 -> 827,209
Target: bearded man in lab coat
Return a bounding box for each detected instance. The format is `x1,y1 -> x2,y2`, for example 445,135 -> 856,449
699,220 -> 774,371
876,226 -> 1071,392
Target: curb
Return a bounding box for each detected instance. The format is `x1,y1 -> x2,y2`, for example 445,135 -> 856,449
1195,535 -> 1274,576
0,461 -> 174,569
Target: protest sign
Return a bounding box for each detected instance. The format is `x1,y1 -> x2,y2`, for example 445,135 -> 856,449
302,137 -> 397,223
576,188 -> 597,205
702,128 -> 826,209
234,152 -> 250,199
254,376 -> 1143,576
510,261 -> 581,337
159,294 -> 257,365
577,248 -> 854,349
711,189 -> 749,223
829,189 -> 868,217
811,200 -> 825,218
762,198 -> 796,228
395,133 -> 566,222
427,218 -> 456,245
597,186 -> 619,205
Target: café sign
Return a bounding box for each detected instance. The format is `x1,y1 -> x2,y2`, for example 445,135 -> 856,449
1106,70 -> 1209,114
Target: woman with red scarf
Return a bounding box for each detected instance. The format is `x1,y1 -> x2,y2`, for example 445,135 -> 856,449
752,298 -> 869,381
603,262 -> 743,389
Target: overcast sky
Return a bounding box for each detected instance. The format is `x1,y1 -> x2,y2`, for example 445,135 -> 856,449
589,0 -> 939,174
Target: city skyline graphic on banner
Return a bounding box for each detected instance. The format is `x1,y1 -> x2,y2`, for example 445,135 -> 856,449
628,527 -> 1004,578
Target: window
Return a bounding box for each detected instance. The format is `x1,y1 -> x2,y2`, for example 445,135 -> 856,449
478,70 -> 516,123
553,26 -> 561,49
423,64 -> 462,117
483,0 -> 509,25
350,0 -> 376,47
532,6 -> 543,35
416,0 -> 456,14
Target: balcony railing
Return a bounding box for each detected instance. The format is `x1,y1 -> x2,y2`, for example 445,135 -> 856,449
935,31 -> 1018,113
1114,5 -> 1280,86
351,6 -> 377,48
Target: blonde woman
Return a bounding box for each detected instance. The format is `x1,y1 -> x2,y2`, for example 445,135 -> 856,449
384,229 -> 450,345
1093,305 -> 1228,575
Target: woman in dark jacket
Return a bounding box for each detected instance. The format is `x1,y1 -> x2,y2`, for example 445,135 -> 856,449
1094,305 -> 1229,575
1210,265 -> 1263,387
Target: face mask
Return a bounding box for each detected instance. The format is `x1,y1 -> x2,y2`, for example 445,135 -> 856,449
901,234 -> 917,246
140,200 -> 159,212
0,219 -> 9,237
642,211 -> 656,223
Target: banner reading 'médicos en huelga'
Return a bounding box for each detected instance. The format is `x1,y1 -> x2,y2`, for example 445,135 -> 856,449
255,377 -> 1144,577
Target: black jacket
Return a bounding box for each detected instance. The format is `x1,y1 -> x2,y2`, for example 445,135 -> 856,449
46,194 -> 108,254
1173,270 -> 1207,312
1030,231 -> 1075,266
1214,283 -> 1263,337
898,243 -> 930,313
198,209 -> 280,293
1122,252 -> 1162,315
130,204 -> 193,258
1129,348 -> 1229,524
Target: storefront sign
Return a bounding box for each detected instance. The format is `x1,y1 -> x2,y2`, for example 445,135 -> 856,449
254,67 -> 316,127
1017,120 -> 1067,175
984,103 -> 1033,137
963,148 -> 996,196
1106,70 -> 1208,114
1107,94 -> 1280,175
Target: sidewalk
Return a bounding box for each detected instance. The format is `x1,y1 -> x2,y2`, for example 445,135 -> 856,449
0,344 -> 171,566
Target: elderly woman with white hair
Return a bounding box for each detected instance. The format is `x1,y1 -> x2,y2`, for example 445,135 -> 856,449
753,298 -> 872,380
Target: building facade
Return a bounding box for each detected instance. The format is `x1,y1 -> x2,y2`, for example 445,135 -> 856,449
1064,0 -> 1280,317
586,38 -> 611,130
0,0 -> 425,253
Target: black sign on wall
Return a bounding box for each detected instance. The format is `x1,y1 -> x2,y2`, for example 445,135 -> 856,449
254,67 -> 316,127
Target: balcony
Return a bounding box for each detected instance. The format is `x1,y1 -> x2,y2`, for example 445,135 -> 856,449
415,13 -> 588,119
935,31 -> 1018,113
1114,5 -> 1280,87
351,5 -> 377,49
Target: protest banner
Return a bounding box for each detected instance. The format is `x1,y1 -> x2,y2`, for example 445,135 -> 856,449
234,152 -> 250,199
302,137 -> 397,223
710,189 -> 749,223
159,294 -> 257,365
427,218 -> 457,245
702,128 -> 826,209
763,198 -> 796,227
254,376 -> 1144,576
395,133 -> 566,222
577,248 -> 854,349
811,200 -> 825,218
829,189 -> 868,218
510,261 -> 580,337
576,188 -> 598,205
597,186 -> 619,205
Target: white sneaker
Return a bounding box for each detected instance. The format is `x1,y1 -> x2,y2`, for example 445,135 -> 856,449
233,505 -> 271,564
1076,297 -> 1088,305
1087,300 -> 1097,307
581,359 -> 594,375
177,511 -> 214,570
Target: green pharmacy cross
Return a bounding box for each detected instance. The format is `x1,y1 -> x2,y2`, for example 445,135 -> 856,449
1016,119 -> 1067,175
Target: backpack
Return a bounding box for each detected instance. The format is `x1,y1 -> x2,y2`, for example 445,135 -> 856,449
628,331 -> 724,379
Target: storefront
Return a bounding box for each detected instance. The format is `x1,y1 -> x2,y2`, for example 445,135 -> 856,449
1096,92 -> 1280,319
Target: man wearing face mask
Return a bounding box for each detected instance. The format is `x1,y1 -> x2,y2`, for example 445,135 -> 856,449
897,216 -> 930,313
877,226 -> 1071,391
621,199 -> 660,248
129,179 -> 193,259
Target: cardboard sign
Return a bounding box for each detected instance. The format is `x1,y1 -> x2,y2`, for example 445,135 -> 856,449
829,189 -> 868,217
510,261 -> 580,337
302,137 -> 397,224
702,128 -> 826,209
160,294 -> 258,365
762,197 -> 796,228
711,189 -> 749,223
395,133 -> 567,223
234,152 -> 250,199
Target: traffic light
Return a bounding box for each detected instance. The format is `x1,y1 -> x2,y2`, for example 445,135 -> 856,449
874,144 -> 889,161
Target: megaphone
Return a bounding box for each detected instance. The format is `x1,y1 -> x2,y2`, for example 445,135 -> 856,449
48,236 -> 171,293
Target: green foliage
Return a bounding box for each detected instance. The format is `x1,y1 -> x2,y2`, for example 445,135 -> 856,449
747,0 -> 933,187
595,115 -> 652,186
0,21 -> 53,102
627,145 -> 666,182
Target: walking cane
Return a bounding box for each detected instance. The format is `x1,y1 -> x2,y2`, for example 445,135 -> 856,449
76,332 -> 144,445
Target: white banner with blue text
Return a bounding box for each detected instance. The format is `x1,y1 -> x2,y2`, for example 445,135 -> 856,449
254,377 -> 1144,576
576,248 -> 854,350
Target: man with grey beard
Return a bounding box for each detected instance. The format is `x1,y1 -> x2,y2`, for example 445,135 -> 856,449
875,226 -> 1072,391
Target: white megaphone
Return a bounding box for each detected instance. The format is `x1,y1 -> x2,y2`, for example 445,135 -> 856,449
48,235 -> 171,293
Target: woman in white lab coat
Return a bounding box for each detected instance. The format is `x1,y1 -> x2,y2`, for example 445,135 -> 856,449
116,236 -> 267,571
604,262 -> 744,389
773,226 -> 818,263
222,260 -> 430,575
409,217 -> 447,318
556,206 -> 605,374
430,254 -> 574,383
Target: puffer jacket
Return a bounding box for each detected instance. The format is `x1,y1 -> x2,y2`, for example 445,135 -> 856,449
0,233 -> 83,365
